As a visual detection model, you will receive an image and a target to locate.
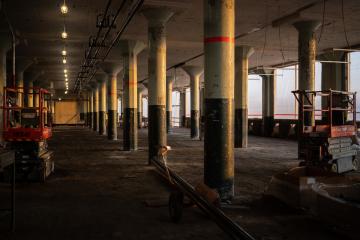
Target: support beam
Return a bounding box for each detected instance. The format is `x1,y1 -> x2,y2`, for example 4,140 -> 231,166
142,7 -> 174,162
16,58 -> 33,107
234,45 -> 254,148
166,75 -> 173,133
101,62 -> 122,140
93,83 -> 100,132
119,40 -> 145,151
138,84 -> 146,128
182,66 -> 203,139
319,52 -> 348,123
259,69 -> 275,137
293,20 -> 320,158
96,73 -> 107,135
179,89 -> 186,128
204,0 -> 235,200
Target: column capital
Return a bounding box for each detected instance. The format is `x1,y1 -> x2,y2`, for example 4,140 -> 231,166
142,7 -> 174,27
293,20 -> 321,34
317,51 -> 345,62
138,83 -> 147,94
100,61 -> 122,76
235,45 -> 254,60
182,65 -> 203,79
166,75 -> 174,85
16,57 -> 34,73
95,72 -> 108,83
118,39 -> 146,56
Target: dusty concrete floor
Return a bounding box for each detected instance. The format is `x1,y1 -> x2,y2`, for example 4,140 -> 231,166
0,126 -> 350,239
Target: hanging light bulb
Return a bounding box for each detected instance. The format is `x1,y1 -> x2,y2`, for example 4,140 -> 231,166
62,57 -> 67,64
62,49 -> 67,56
64,69 -> 67,73
65,78 -> 68,82
61,29 -> 68,39
60,0 -> 68,14
64,74 -> 68,78
65,91 -> 68,94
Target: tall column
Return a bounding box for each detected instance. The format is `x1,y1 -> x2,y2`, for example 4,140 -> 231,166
96,73 -> 107,135
24,71 -> 42,107
101,62 -> 121,140
142,7 -> 174,162
166,76 -> 173,133
138,85 -> 146,128
93,84 -> 100,132
0,32 -> 10,143
259,69 -> 275,137
293,20 -> 320,158
48,81 -> 55,125
119,40 -> 145,151
89,89 -> 94,129
16,58 -> 33,107
200,86 -> 205,139
204,0 -> 235,200
234,46 -> 254,148
319,52 -> 348,123
179,89 -> 186,127
182,66 -> 203,139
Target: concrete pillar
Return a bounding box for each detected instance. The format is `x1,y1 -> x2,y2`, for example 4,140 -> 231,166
166,76 -> 173,133
93,84 -> 100,132
138,84 -> 146,128
48,81 -> 54,125
319,52 -> 348,123
142,7 -> 174,162
234,46 -> 254,148
293,20 -> 320,158
24,71 -> 42,107
200,86 -> 205,140
101,62 -> 121,140
119,40 -> 145,151
89,90 -> 94,129
182,66 -> 203,139
179,89 -> 186,127
16,58 -> 33,107
96,73 -> 107,135
259,69 -> 275,137
204,0 -> 235,200
0,30 -> 11,143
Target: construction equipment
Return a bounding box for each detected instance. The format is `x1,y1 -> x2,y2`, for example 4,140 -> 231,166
2,86 -> 54,182
293,89 -> 358,173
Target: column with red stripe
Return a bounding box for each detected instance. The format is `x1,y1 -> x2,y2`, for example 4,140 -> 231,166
204,0 -> 235,201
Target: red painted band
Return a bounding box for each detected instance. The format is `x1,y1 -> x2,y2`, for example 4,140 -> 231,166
204,36 -> 235,43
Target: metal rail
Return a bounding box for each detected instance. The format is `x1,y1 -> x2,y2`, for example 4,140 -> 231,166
151,157 -> 256,240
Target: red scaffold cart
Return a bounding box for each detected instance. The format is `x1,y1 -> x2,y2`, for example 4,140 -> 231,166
2,86 -> 54,182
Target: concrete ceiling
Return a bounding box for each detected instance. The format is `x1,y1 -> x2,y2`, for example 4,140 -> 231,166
3,0 -> 360,97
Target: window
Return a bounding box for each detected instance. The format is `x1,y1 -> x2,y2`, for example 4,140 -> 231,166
248,74 -> 262,118
172,91 -> 180,127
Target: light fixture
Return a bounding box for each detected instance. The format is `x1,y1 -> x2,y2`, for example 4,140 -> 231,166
65,91 -> 68,94
65,78 -> 68,82
62,58 -> 67,64
60,1 -> 68,14
58,98 -> 62,101
61,29 -> 68,39
64,69 -> 67,73
62,49 -> 67,56
64,74 -> 68,78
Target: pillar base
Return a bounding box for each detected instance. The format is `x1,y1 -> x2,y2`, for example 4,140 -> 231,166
191,110 -> 200,139
93,112 -> 98,132
262,116 -> 275,137
99,111 -> 106,135
124,108 -> 138,151
204,99 -> 234,200
108,110 -> 117,140
148,105 -> 166,162
138,112 -> 142,129
166,111 -> 172,133
235,108 -> 248,148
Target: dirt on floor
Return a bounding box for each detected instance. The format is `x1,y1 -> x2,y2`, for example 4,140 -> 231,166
0,126 -> 353,239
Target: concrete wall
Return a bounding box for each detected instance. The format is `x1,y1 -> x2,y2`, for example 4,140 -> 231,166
54,100 -> 81,125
